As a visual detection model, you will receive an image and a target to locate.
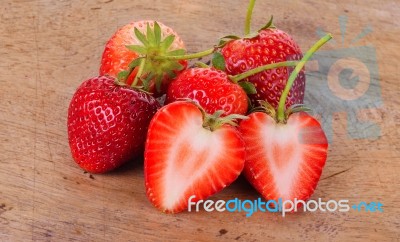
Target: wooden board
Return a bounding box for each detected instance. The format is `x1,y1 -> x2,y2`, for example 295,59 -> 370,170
0,0 -> 399,241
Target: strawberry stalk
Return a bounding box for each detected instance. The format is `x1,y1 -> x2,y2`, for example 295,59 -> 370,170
276,33 -> 333,123
228,60 -> 299,83
154,48 -> 216,61
245,0 -> 256,35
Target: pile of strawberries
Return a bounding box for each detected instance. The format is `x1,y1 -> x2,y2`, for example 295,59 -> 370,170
67,0 -> 331,213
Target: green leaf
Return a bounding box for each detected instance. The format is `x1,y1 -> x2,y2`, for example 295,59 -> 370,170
285,104 -> 313,116
117,71 -> 129,82
166,69 -> 177,79
211,52 -> 226,71
161,34 -> 175,50
153,21 -> 162,45
141,72 -> 154,91
258,15 -> 275,31
216,35 -> 241,48
194,62 -> 209,68
168,61 -> 184,72
146,23 -> 156,45
134,27 -> 149,46
220,35 -> 241,40
243,31 -> 259,39
239,81 -> 257,94
166,49 -> 186,56
128,57 -> 144,69
155,75 -> 163,92
125,45 -> 147,55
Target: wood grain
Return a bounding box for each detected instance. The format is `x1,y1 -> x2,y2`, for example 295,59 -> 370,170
0,0 -> 399,241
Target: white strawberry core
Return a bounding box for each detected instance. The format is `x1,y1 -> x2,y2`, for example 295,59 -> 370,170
261,122 -> 302,199
162,121 -> 223,209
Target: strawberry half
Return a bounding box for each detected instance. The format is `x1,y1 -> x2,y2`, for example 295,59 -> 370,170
67,76 -> 160,173
239,111 -> 328,203
238,34 -> 332,208
100,20 -> 187,96
144,101 -> 246,213
165,67 -> 248,116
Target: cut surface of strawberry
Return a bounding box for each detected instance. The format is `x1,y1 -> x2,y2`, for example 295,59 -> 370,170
144,101 -> 245,213
239,112 -> 328,202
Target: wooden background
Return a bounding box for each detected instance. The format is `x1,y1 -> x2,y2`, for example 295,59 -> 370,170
0,0 -> 399,241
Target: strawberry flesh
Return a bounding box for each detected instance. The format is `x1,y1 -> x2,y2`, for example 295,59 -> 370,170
239,112 -> 328,204
145,101 -> 245,213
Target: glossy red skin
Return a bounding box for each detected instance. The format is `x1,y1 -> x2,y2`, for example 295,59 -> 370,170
99,20 -> 187,97
221,28 -> 305,108
165,68 -> 248,116
67,76 -> 160,173
239,112 -> 328,206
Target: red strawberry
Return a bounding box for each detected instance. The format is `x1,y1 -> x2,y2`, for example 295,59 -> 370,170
165,68 -> 248,116
221,27 -> 305,108
67,76 -> 160,173
144,101 -> 246,213
239,111 -> 328,204
100,20 -> 187,96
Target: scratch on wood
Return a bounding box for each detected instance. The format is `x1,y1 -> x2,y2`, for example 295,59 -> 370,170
235,233 -> 247,240
321,167 -> 353,181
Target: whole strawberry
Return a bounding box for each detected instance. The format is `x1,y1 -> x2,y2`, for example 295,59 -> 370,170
165,67 -> 248,116
67,76 -> 160,173
221,24 -> 305,109
100,20 -> 187,97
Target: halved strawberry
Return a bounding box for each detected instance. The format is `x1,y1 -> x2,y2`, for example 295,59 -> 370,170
239,111 -> 328,204
144,101 -> 246,213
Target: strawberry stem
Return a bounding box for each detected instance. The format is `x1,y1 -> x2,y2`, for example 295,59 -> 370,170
276,33 -> 333,123
229,60 -> 299,83
195,62 -> 210,68
132,58 -> 146,87
245,0 -> 256,35
154,48 -> 215,61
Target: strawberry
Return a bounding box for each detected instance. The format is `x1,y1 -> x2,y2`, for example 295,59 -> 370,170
100,20 -> 187,96
239,111 -> 328,204
165,67 -> 248,116
220,23 -> 305,109
144,101 -> 246,213
239,34 -> 332,207
67,76 -> 160,173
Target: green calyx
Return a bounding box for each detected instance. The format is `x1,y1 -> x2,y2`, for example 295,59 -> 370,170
202,110 -> 248,132
118,21 -> 186,92
181,99 -> 248,131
